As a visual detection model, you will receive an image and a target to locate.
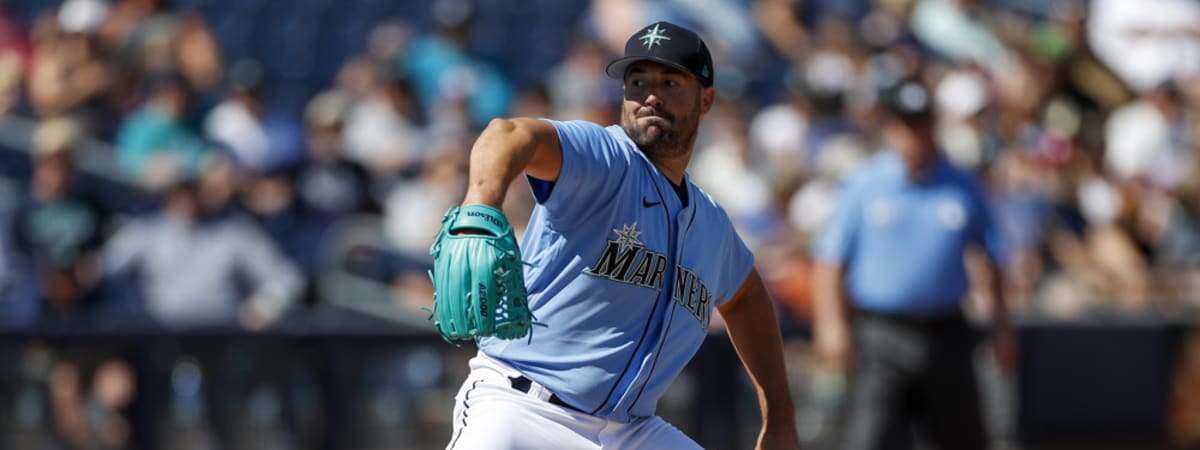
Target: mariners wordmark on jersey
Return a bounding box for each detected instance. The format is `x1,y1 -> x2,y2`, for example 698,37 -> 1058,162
584,222 -> 713,328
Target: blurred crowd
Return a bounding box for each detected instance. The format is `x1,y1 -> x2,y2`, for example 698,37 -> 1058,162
0,0 -> 1197,448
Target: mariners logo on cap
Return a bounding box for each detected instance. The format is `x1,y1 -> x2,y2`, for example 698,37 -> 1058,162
638,24 -> 671,49
606,21 -> 714,87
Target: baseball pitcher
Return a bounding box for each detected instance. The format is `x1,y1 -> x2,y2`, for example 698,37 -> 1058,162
430,22 -> 801,450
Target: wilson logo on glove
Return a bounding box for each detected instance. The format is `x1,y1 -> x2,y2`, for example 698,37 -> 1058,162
466,209 -> 506,228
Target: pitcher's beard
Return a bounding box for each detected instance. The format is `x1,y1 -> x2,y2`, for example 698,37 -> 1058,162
621,117 -> 694,159
625,121 -> 673,147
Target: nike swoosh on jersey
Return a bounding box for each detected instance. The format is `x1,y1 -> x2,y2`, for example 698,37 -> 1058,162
642,197 -> 661,208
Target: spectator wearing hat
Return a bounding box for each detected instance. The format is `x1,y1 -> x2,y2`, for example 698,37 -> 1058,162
239,88 -> 376,278
811,78 -> 1016,449
295,90 -> 373,224
12,117 -> 107,325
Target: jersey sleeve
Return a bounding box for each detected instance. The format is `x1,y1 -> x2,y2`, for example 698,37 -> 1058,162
812,177 -> 863,265
534,119 -> 633,227
713,209 -> 756,308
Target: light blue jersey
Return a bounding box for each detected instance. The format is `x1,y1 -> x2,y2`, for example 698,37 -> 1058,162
813,151 -> 1007,316
478,120 -> 754,423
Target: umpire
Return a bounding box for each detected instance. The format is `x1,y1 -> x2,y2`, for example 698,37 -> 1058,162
811,78 -> 1016,450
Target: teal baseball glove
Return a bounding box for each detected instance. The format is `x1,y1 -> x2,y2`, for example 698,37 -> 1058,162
429,204 -> 533,342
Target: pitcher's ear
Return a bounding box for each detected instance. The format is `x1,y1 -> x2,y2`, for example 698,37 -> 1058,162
700,86 -> 715,114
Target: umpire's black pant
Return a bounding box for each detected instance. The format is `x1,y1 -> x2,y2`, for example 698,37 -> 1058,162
839,310 -> 987,450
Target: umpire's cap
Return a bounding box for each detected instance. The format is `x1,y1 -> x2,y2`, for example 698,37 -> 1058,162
879,78 -> 933,124
606,21 -> 714,87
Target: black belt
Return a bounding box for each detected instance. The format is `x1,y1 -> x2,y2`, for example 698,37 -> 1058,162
509,375 -> 583,413
854,308 -> 967,331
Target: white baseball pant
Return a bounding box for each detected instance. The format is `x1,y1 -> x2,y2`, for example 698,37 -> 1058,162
447,351 -> 702,450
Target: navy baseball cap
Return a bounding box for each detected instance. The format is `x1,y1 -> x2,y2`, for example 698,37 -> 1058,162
605,21 -> 714,87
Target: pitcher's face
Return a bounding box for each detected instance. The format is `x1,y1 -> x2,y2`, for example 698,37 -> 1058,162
619,61 -> 712,158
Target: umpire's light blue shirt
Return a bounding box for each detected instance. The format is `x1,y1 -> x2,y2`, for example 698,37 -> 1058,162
813,151 -> 1006,316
